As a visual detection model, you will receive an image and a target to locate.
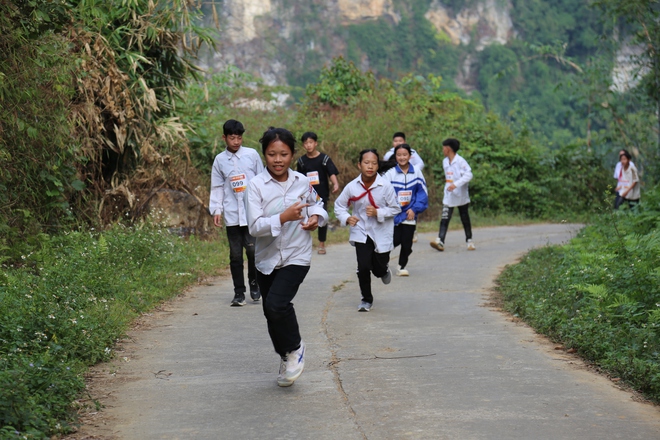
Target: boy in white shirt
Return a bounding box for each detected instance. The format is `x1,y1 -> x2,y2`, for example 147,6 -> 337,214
430,138 -> 475,252
383,132 -> 425,171
209,119 -> 264,306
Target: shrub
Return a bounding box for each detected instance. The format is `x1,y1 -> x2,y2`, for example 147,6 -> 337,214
0,226 -> 227,437
498,186 -> 660,401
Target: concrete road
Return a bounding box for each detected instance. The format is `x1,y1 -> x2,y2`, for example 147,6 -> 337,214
71,225 -> 660,439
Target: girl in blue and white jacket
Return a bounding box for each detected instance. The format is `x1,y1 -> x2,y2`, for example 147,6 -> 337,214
383,144 -> 428,276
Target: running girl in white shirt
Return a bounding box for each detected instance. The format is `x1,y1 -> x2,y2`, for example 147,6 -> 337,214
334,149 -> 401,312
246,127 -> 328,387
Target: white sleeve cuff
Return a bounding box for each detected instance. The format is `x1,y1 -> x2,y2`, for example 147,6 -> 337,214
270,215 -> 282,237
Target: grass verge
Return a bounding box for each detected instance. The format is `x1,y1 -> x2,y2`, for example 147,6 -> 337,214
496,207 -> 660,403
0,226 -> 228,438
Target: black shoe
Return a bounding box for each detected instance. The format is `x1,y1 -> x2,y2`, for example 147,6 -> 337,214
249,280 -> 261,301
231,293 -> 246,307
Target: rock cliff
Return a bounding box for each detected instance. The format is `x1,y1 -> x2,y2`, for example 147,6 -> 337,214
202,0 -> 515,90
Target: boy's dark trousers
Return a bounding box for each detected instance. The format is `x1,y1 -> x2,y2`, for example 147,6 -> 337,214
257,265 -> 310,357
225,225 -> 257,294
317,200 -> 328,242
355,236 -> 390,304
393,223 -> 416,269
438,203 -> 472,243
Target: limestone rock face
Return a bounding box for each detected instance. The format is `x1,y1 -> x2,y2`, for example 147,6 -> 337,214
425,0 -> 514,50
337,0 -> 398,23
224,0 -> 272,44
611,42 -> 648,93
203,0 -> 517,90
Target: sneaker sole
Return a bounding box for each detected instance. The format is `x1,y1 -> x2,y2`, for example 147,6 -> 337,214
277,377 -> 295,387
230,301 -> 246,307
250,293 -> 261,301
430,242 -> 444,251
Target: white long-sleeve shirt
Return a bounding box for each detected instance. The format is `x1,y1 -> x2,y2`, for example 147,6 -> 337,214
245,169 -> 328,275
384,147 -> 425,171
442,153 -> 473,207
613,161 -> 635,180
334,174 -> 401,253
209,146 -> 264,226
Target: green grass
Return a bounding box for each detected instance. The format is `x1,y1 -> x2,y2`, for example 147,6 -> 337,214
0,226 -> 229,438
496,202 -> 660,402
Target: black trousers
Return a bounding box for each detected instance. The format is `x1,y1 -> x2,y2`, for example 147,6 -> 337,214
225,225 -> 257,294
355,236 -> 390,304
257,265 -> 310,357
393,223 -> 416,269
438,203 -> 472,243
317,200 -> 328,243
614,195 -> 639,210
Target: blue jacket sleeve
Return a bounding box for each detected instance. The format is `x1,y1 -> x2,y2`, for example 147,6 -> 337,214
410,180 -> 429,216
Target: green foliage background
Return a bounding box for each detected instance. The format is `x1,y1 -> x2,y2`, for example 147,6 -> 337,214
297,59 -> 610,218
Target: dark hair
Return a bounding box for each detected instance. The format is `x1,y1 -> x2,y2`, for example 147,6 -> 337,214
359,148 -> 379,163
393,132 -> 406,140
259,127 -> 296,155
301,131 -> 318,142
442,138 -> 460,152
394,143 -> 412,156
620,150 -> 631,160
359,148 -> 397,175
223,119 -> 245,136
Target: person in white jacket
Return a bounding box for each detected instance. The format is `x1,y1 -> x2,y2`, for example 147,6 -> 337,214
383,131 -> 425,171
245,127 -> 328,387
334,149 -> 401,312
430,138 -> 475,252
614,150 -> 640,209
209,119 -> 264,306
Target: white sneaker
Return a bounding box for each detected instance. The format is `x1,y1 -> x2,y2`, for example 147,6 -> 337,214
467,239 -> 476,251
396,265 -> 409,277
277,357 -> 288,386
358,301 -> 372,312
430,238 -> 444,252
277,341 -> 305,387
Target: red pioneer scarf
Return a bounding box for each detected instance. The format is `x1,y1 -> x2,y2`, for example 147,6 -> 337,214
348,182 -> 379,209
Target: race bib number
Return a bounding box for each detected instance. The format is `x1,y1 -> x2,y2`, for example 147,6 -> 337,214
307,171 -> 320,186
230,174 -> 247,193
398,190 -> 412,206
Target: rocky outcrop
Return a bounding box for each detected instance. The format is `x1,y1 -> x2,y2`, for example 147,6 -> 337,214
611,42 -> 648,93
203,0 -> 517,90
145,189 -> 213,235
337,0 -> 399,24
223,0 -> 272,44
425,0 -> 514,50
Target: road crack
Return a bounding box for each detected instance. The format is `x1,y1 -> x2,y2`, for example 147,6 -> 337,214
321,280 -> 367,440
